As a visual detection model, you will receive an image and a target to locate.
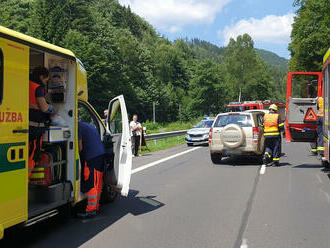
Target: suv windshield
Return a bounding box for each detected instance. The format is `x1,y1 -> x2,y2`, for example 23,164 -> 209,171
214,114 -> 252,127
195,120 -> 214,128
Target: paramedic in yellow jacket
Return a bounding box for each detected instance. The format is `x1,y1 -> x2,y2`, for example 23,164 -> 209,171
317,96 -> 324,159
263,104 -> 284,166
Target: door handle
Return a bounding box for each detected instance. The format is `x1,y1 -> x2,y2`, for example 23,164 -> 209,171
13,129 -> 29,134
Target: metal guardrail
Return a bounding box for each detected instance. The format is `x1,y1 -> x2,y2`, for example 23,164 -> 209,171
145,130 -> 187,141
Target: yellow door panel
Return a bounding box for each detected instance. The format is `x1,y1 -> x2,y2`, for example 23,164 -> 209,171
0,37 -> 29,231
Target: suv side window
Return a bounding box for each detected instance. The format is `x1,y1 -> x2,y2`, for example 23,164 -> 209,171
257,114 -> 264,127
0,49 -> 3,105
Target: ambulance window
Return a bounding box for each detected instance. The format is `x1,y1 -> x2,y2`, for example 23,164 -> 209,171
0,49 -> 3,105
78,102 -> 101,135
109,105 -> 122,134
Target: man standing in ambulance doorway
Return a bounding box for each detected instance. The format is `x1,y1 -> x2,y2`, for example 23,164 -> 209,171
263,104 -> 284,167
29,67 -> 54,177
77,121 -> 106,218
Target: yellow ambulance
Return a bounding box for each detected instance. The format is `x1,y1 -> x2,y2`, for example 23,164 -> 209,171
0,25 -> 132,239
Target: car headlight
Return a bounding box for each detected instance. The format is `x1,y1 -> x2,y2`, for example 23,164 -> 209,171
203,134 -> 209,139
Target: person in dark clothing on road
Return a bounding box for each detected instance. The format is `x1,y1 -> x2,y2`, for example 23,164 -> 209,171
78,121 -> 106,218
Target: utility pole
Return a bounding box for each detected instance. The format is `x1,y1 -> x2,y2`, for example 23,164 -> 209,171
238,88 -> 242,102
153,101 -> 156,123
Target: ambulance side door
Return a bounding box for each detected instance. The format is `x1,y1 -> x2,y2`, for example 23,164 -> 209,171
107,95 -> 132,196
0,38 -> 29,235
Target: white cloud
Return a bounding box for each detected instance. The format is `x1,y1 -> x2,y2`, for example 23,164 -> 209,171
221,13 -> 295,45
119,0 -> 232,33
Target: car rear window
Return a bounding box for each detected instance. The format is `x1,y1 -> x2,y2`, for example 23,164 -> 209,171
214,114 -> 252,127
195,120 -> 214,128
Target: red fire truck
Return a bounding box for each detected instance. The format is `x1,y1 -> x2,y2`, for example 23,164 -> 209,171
227,100 -> 285,118
285,72 -> 323,143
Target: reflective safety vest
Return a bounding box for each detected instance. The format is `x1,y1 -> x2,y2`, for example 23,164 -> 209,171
317,97 -> 324,117
264,113 -> 280,136
29,81 -> 45,127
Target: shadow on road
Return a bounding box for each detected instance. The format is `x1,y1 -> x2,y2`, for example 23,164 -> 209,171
293,163 -> 323,169
1,189 -> 164,248
218,156 -> 262,167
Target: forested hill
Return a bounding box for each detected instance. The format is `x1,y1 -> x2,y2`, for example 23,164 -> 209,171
0,0 -> 287,122
255,49 -> 288,71
190,39 -> 288,71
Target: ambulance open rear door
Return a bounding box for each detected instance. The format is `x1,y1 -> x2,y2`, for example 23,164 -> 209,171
106,95 -> 132,196
285,72 -> 323,142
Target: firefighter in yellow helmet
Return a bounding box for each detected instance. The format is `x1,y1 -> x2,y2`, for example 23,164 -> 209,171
317,96 -> 324,160
263,104 -> 284,166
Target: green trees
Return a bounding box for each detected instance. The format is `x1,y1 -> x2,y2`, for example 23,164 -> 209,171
0,0 -> 286,122
0,0 -> 31,33
289,0 -> 330,71
222,35 -> 280,102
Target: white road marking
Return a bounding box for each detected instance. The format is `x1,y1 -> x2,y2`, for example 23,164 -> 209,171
131,147 -> 202,174
240,238 -> 248,248
260,164 -> 266,175
316,173 -> 323,184
319,188 -> 330,205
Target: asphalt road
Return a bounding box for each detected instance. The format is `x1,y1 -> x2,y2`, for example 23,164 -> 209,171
2,142 -> 330,248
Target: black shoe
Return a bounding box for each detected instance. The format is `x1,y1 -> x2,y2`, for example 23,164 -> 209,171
77,210 -> 97,219
266,162 -> 273,167
262,157 -> 268,165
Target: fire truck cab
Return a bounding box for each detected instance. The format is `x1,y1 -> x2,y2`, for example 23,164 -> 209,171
227,100 -> 285,120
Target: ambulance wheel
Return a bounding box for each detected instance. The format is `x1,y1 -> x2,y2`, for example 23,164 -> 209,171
101,184 -> 118,203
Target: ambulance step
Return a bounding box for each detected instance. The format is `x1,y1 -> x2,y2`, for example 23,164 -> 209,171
24,209 -> 59,227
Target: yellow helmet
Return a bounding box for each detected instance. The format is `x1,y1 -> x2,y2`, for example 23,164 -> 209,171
269,104 -> 278,111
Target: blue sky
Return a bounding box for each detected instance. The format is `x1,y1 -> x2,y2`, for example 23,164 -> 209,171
119,0 -> 298,58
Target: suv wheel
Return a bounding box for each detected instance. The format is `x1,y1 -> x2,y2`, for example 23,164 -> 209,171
211,153 -> 222,164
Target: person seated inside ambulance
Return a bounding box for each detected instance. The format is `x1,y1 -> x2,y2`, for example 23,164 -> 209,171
29,67 -> 54,177
77,121 -> 106,219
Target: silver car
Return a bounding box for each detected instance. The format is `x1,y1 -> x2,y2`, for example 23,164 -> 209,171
185,118 -> 215,146
209,112 -> 265,164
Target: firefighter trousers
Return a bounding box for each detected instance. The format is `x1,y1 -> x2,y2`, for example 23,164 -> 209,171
317,117 -> 324,156
264,136 -> 280,162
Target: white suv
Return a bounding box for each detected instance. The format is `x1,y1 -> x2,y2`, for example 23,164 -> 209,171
209,111 -> 265,164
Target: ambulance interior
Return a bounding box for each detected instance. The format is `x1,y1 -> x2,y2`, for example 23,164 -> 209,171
288,74 -> 320,141
28,49 -> 75,217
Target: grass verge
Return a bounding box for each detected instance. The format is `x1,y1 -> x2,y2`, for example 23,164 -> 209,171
143,117 -> 204,134
140,135 -> 186,154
